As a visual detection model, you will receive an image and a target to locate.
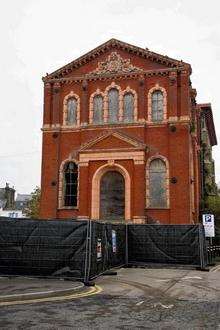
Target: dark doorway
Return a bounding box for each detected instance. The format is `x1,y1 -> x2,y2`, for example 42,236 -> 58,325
100,171 -> 125,220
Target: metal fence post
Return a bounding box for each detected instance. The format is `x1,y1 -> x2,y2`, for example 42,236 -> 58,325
125,223 -> 129,266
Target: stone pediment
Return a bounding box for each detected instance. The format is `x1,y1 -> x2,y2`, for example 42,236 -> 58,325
43,39 -> 190,81
79,131 -> 147,152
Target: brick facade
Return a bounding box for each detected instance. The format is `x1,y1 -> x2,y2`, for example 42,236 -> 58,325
39,39 -> 216,224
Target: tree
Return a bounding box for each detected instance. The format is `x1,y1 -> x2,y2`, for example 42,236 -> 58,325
205,195 -> 220,227
25,186 -> 41,219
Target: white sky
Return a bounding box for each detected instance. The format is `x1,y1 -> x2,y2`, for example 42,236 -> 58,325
0,0 -> 219,194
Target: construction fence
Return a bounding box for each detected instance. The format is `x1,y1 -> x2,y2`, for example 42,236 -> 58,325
0,219 -> 208,282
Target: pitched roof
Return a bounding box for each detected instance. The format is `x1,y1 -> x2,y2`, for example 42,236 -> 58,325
43,38 -> 191,81
197,103 -> 217,146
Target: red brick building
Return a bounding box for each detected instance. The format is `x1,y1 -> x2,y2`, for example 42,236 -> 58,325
40,39 -> 217,224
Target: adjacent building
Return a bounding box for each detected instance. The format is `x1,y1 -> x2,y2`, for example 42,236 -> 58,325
39,39 -> 217,224
0,184 -> 31,218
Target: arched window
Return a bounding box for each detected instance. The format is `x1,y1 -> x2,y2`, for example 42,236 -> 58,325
93,95 -> 103,124
123,93 -> 134,122
67,98 -> 77,125
64,162 -> 78,207
151,91 -> 164,122
108,88 -> 119,123
149,159 -> 167,208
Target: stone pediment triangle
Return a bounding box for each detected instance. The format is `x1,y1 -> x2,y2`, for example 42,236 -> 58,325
79,131 -> 146,151
43,39 -> 190,81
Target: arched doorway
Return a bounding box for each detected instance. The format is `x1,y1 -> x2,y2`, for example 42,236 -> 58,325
100,171 -> 125,220
91,164 -> 131,221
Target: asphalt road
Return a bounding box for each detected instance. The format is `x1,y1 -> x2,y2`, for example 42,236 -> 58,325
0,267 -> 220,330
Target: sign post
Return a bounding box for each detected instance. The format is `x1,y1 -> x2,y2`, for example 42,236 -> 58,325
202,214 -> 215,240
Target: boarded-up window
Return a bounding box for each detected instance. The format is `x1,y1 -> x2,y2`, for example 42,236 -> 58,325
67,98 -> 77,125
64,162 -> 78,207
93,95 -> 103,124
152,91 -> 164,122
149,159 -> 167,208
123,93 -> 134,122
108,88 -> 119,123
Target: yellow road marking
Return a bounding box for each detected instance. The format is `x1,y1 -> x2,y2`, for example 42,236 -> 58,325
0,285 -> 102,307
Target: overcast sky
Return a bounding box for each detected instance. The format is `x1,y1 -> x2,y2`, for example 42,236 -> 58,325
0,0 -> 219,194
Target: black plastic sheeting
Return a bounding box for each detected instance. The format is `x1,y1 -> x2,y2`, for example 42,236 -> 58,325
0,219 -> 208,281
0,219 -> 89,280
128,225 -> 208,267
87,222 -> 126,280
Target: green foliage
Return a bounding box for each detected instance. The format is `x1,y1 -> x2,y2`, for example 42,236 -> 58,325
25,186 -> 41,219
205,195 -> 220,226
190,121 -> 196,133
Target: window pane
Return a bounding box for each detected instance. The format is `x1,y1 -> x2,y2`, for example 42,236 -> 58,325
123,93 -> 134,122
93,95 -> 103,124
149,159 -> 167,208
64,162 -> 78,206
108,88 -> 119,123
67,98 -> 77,125
152,91 -> 164,122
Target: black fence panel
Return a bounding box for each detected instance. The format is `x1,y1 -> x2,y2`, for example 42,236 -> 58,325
128,224 -> 208,267
105,223 -> 126,268
0,219 -> 88,280
87,222 -> 126,280
88,221 -> 109,279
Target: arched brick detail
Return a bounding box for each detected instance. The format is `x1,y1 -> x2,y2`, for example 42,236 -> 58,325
91,163 -> 131,220
145,155 -> 170,208
147,84 -> 167,123
104,82 -> 122,123
58,158 -> 79,208
122,86 -> 138,122
63,91 -> 80,127
89,89 -> 105,124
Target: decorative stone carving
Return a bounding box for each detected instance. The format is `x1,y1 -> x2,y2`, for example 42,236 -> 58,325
89,52 -> 143,75
169,71 -> 177,85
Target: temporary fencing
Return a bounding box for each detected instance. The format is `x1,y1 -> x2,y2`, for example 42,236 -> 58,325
0,219 -> 89,281
128,224 -> 208,268
0,218 -> 208,282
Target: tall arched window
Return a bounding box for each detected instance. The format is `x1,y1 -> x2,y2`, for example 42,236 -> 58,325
149,159 -> 167,208
151,91 -> 164,122
108,88 -> 119,123
93,95 -> 103,124
67,98 -> 77,125
123,93 -> 134,122
64,162 -> 78,207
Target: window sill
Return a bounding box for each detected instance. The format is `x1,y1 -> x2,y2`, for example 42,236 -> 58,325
58,207 -> 79,210
145,207 -> 170,210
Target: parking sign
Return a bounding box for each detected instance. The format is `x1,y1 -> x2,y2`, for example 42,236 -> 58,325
202,214 -> 215,237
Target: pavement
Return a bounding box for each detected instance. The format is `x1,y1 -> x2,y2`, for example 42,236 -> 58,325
0,276 -> 85,304
0,266 -> 220,329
